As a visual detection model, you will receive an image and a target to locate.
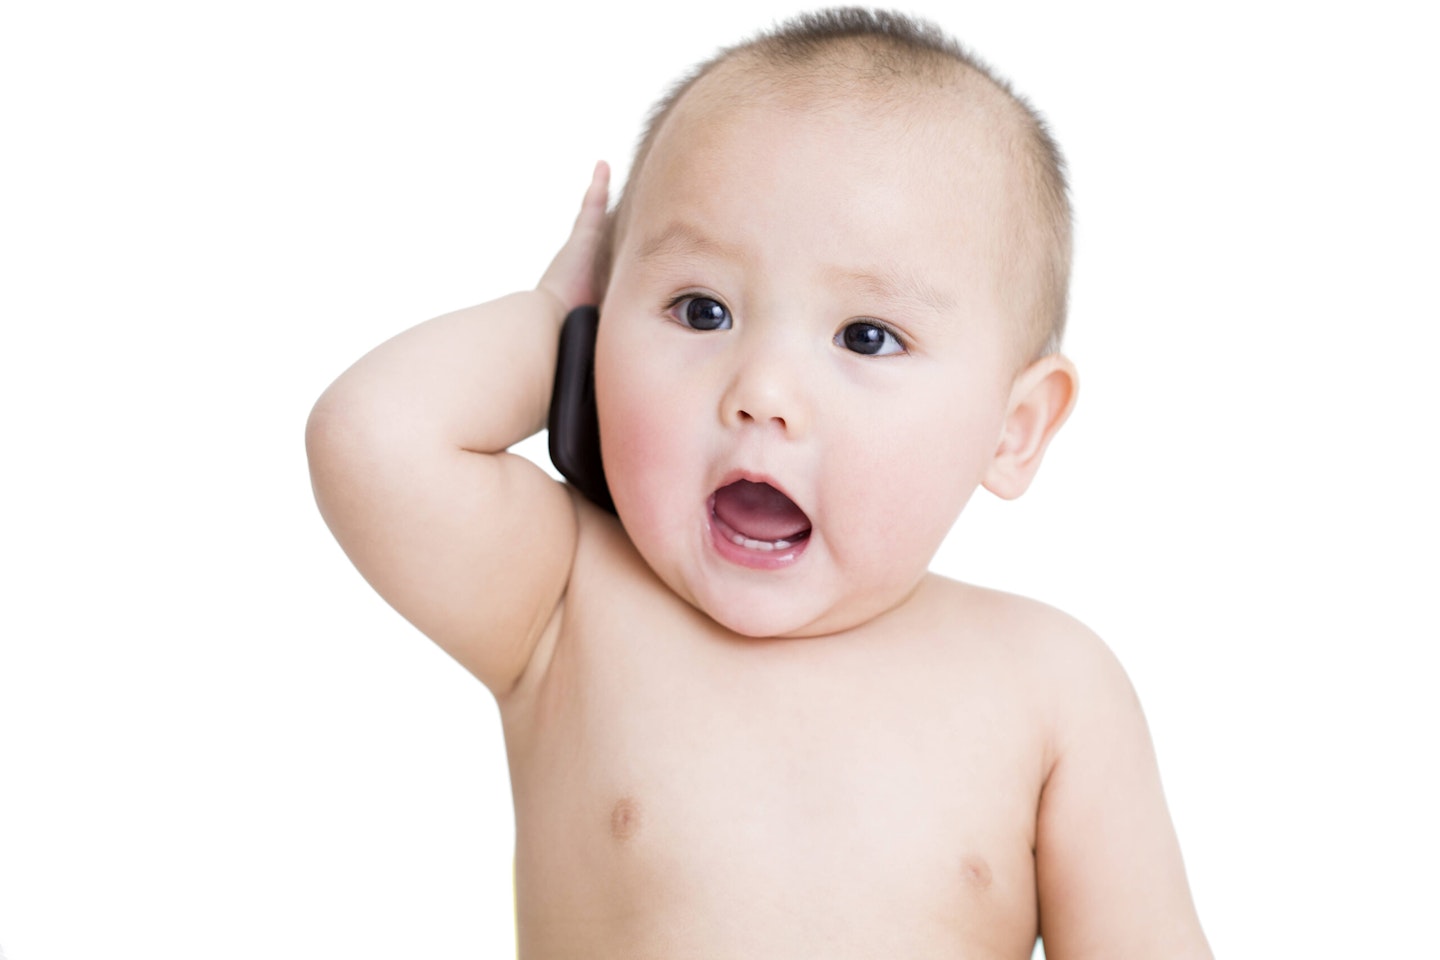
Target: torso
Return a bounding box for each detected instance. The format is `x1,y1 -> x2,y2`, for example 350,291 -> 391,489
500,508 -> 1053,959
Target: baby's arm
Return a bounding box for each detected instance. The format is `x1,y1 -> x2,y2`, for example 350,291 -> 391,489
306,165 -> 609,698
1034,622 -> 1212,959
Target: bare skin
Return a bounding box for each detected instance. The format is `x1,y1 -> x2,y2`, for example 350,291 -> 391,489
307,66 -> 1211,959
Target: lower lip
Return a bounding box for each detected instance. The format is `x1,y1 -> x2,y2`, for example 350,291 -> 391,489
707,499 -> 810,570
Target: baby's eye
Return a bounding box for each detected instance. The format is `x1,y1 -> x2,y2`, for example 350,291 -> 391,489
837,321 -> 905,356
671,296 -> 732,331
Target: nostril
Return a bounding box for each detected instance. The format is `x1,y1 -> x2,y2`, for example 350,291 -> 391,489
737,409 -> 786,428
725,376 -> 798,431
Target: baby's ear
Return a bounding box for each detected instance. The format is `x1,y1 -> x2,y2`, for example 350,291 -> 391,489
982,354 -> 1078,500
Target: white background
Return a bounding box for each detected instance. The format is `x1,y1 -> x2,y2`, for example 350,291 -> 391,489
2,1 -> 1436,958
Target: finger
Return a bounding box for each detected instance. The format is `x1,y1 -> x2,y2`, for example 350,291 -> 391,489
572,160 -> 610,236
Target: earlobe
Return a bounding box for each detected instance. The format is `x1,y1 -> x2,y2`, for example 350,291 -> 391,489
982,354 -> 1079,500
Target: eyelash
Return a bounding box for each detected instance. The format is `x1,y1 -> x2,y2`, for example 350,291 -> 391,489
663,294 -> 908,356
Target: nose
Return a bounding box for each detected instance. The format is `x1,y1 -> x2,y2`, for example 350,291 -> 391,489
718,332 -> 811,437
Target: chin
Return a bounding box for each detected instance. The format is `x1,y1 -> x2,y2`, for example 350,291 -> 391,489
690,586 -> 890,641
707,606 -> 811,640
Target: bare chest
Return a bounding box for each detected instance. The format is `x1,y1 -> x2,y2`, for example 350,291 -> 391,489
502,610 -> 1045,959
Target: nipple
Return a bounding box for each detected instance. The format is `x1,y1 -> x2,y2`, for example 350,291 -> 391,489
959,854 -> 993,891
610,797 -> 642,842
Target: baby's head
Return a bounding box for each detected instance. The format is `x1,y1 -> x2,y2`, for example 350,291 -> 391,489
591,9 -> 1079,638
598,7 -> 1072,359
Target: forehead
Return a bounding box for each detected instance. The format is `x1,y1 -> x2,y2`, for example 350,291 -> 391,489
646,54 -> 1022,183
641,58 -> 1017,197
618,63 -> 1027,320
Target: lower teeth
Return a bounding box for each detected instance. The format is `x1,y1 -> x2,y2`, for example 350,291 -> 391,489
732,533 -> 791,552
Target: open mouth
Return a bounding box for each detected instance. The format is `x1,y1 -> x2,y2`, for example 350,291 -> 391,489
709,479 -> 812,553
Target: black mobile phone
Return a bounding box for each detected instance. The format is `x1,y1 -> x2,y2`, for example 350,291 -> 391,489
548,305 -> 615,513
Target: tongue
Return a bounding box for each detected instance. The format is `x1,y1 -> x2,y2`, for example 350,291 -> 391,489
713,480 -> 810,542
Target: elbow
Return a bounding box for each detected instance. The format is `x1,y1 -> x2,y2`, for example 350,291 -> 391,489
305,385 -> 346,475
305,382 -> 374,506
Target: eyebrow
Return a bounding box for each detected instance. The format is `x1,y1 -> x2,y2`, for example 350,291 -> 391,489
634,221 -> 955,319
635,222 -> 748,266
835,263 -> 956,319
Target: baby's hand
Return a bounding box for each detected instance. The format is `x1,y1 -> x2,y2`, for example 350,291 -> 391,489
539,161 -> 610,312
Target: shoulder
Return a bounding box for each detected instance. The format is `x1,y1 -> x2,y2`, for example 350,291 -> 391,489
920,577 -> 1137,752
923,576 -> 1121,676
997,591 -> 1139,765
567,492 -> 667,599
505,489 -> 691,699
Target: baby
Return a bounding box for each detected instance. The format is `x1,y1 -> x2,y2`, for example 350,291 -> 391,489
307,8 -> 1210,958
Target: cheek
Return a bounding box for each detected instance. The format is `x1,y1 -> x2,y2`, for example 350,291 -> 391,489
838,440 -> 969,556
594,336 -> 698,530
824,391 -> 1002,563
